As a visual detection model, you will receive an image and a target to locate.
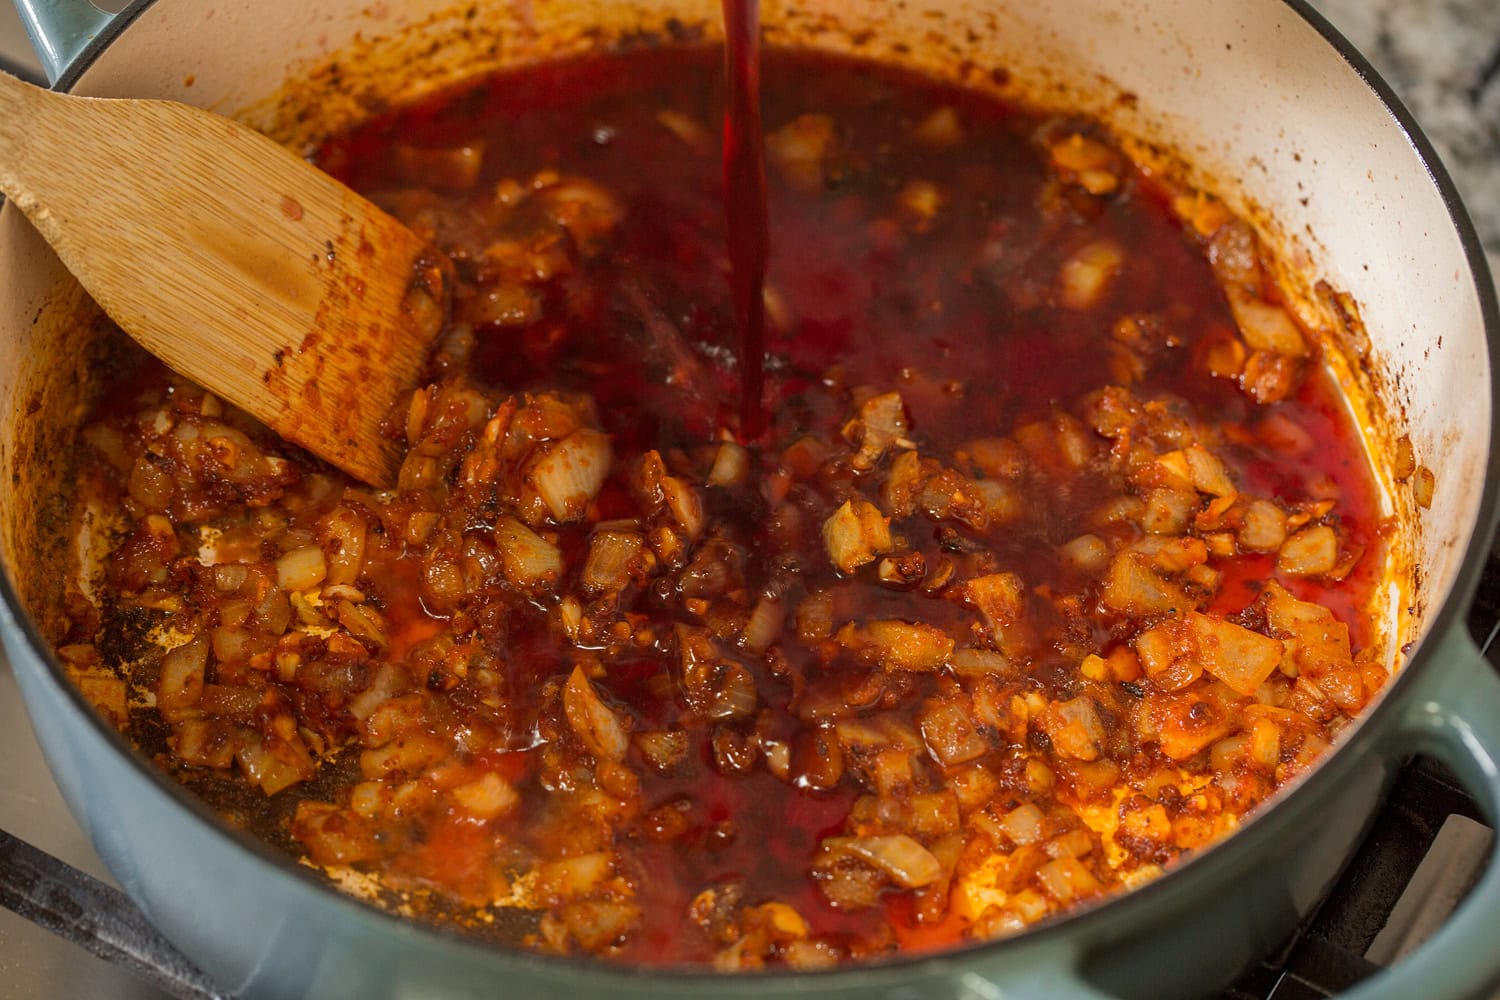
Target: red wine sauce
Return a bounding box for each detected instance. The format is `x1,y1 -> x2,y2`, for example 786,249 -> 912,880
720,0 -> 769,438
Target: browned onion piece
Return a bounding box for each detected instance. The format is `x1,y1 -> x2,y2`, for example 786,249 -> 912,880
1226,286 -> 1308,357
158,637 -> 207,720
1138,611 -> 1283,697
497,516 -> 564,592
1036,857 -> 1100,903
581,527 -> 646,595
821,835 -> 941,888
838,620 -> 954,672
822,499 -> 893,575
1277,525 -> 1339,577
918,698 -> 989,765
564,665 -> 630,762
530,430 -> 611,522
1102,553 -> 1191,616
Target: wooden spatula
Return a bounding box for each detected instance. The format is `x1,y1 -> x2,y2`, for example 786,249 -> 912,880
0,71 -> 437,487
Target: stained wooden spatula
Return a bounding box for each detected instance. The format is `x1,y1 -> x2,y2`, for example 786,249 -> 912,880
0,71 -> 437,487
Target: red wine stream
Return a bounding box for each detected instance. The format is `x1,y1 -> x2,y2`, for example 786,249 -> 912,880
721,0 -> 768,439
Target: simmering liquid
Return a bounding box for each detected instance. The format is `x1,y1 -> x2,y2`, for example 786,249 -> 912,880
62,46 -> 1386,968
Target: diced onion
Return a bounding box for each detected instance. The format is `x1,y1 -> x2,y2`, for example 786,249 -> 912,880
1142,489 -> 1196,535
1044,697 -> 1106,761
999,803 -> 1045,846
634,730 -> 689,773
1058,534 -> 1109,573
1138,611 -> 1283,697
322,507 -> 367,587
337,600 -> 388,648
838,619 -> 954,672
1101,553 -> 1189,616
657,109 -> 710,149
1238,499 -> 1288,552
822,499 -> 893,575
918,699 -> 989,765
1227,286 -> 1308,357
158,637 -> 207,719
530,430 -> 611,522
1263,581 -> 1354,678
581,528 -> 645,595
822,835 -> 941,888
1277,525 -> 1338,577
847,392 -> 911,471
349,663 -> 407,722
911,106 -> 963,146
452,772 -> 520,820
964,573 -> 1027,631
496,516 -> 563,592
896,180 -> 945,227
1059,240 -> 1124,311
236,735 -> 313,796
1184,445 -> 1236,497
707,442 -> 750,487
948,647 -> 1014,677
741,597 -> 784,654
276,545 -> 327,593
537,852 -> 613,902
560,900 -> 640,952
661,476 -> 705,540
766,113 -> 836,192
882,449 -> 926,518
1135,620 -> 1203,691
970,478 -> 1022,525
564,665 -> 629,762
796,591 -> 834,641
1413,466 -> 1435,509
1046,828 -> 1096,860
708,663 -> 759,721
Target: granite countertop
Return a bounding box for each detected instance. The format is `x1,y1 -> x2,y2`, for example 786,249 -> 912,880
1312,0 -> 1500,262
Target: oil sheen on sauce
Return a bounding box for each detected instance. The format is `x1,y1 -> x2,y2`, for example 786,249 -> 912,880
305,46 -> 1385,963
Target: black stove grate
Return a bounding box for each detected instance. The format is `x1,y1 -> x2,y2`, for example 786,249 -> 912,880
1220,758 -> 1491,999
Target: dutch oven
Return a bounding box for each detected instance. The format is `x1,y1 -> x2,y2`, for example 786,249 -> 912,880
0,0 -> 1497,996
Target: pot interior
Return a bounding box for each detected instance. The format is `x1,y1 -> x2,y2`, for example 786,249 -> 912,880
0,0 -> 1490,965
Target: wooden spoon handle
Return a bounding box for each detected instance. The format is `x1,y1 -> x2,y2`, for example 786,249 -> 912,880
0,72 -> 434,486
0,72 -> 62,213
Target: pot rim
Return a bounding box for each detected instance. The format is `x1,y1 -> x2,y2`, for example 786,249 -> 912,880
2,0 -> 1498,986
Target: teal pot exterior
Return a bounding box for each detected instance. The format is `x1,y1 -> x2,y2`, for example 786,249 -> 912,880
1,0 -> 1498,997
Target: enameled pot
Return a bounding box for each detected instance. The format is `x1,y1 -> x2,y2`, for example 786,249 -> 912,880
1,1 -> 1497,996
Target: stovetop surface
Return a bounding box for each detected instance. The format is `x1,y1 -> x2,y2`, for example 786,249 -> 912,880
0,663 -> 163,998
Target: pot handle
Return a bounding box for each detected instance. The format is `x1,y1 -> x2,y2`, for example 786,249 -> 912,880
13,0 -> 119,85
1337,625 -> 1500,1000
